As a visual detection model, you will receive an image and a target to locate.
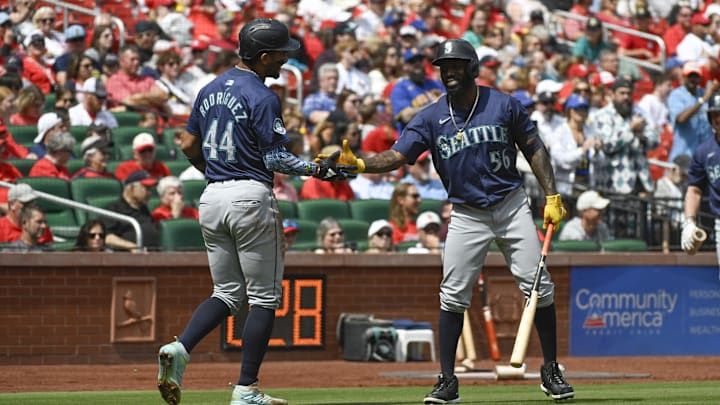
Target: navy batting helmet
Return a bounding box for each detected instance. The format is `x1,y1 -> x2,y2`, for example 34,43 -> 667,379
432,38 -> 480,78
239,18 -> 300,61
708,92 -> 720,121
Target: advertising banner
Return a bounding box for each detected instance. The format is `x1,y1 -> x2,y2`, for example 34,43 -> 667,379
570,266 -> 720,356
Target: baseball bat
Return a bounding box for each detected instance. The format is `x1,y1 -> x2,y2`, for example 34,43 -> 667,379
479,274 -> 501,361
462,310 -> 477,366
510,223 -> 554,368
688,227 -> 708,255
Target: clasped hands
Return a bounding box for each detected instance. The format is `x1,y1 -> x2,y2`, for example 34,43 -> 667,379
313,140 -> 366,182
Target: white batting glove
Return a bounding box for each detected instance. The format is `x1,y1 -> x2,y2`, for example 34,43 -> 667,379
681,220 -> 699,252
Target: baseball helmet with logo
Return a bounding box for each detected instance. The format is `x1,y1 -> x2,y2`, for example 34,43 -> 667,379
239,18 -> 300,61
431,38 -> 480,78
707,91 -> 720,121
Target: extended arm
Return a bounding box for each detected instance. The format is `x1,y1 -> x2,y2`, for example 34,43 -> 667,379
180,130 -> 206,173
360,149 -> 408,173
527,145 -> 558,196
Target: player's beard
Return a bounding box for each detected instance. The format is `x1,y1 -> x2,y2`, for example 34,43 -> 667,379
446,74 -> 475,98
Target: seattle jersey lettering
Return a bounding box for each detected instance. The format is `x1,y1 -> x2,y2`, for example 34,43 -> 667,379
437,125 -> 509,160
198,91 -> 248,122
708,163 -> 720,184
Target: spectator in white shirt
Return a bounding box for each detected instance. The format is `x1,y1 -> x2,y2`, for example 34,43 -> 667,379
68,77 -> 118,128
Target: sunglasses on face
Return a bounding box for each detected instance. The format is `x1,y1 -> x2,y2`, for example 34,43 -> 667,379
375,230 -> 392,238
408,193 -> 421,199
347,98 -> 361,104
39,18 -> 55,24
89,232 -> 105,239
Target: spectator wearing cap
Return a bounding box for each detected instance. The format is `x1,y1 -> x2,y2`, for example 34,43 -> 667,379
676,13 -> 714,64
134,20 -> 164,66
85,24 -> 115,71
390,47 -> 444,132
511,90 -> 536,113
282,219 -> 301,252
354,0 -> 389,41
549,94 -> 601,196
153,0 -> 194,48
207,10 -> 238,54
349,151 -> 395,199
114,132 -> 171,181
461,8 -> 488,49
334,38 -> 371,98
151,175 -> 199,223
273,12 -> 313,73
571,16 -> 610,64
20,32 -> 54,94
31,7 -> 64,64
69,77 -> 119,128
302,63 -> 339,133
477,54 -> 501,88
28,111 -> 64,158
28,131 -> 74,179
308,19 -> 358,94
71,135 -> 114,179
588,77 -> 658,195
563,0 -> 593,41
418,34 -> 444,81
0,183 -> 53,244
663,4 -> 694,58
668,62 -> 720,161
53,25 -> 87,88
155,51 -> 193,117
2,203 -> 53,252
531,79 -> 565,147
406,211 -> 443,254
103,169 -> 160,250
105,44 -> 170,111
400,150 -> 447,200
618,7 -> 662,65
365,219 -> 394,253
558,190 -> 611,243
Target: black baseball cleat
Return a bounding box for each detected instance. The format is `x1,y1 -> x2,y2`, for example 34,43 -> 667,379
423,373 -> 460,404
540,361 -> 575,400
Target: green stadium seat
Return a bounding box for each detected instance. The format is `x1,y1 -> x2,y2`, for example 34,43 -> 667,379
181,180 -> 206,203
46,210 -> 80,239
16,177 -> 71,213
8,125 -> 38,144
69,126 -> 89,143
552,240 -> 601,252
165,160 -> 191,177
396,240 -> 418,252
112,111 -> 142,126
50,240 -> 77,251
70,177 -> 122,223
112,126 -> 155,147
85,196 -> 118,220
291,219 -> 318,251
349,199 -> 390,223
66,159 -> 84,176
418,198 -> 443,214
601,239 -> 648,252
338,219 -> 370,246
6,159 -> 36,176
297,199 -> 350,222
160,218 -> 205,251
278,200 -> 297,219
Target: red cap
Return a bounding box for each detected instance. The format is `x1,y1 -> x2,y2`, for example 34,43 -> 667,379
191,38 -> 208,51
691,13 -> 710,25
566,63 -> 589,79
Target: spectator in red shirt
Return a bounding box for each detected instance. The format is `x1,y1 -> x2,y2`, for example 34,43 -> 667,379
71,135 -> 115,179
9,84 -> 45,126
663,4 -> 694,58
114,132 -> 170,181
105,45 -> 169,111
388,182 -> 420,245
0,120 -> 31,160
300,144 -> 355,201
151,175 -> 199,223
28,131 -> 74,179
0,183 -> 53,243
20,33 -> 54,94
619,7 -> 662,65
0,130 -> 23,212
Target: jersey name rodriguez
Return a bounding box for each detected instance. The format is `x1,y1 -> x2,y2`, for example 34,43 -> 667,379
437,125 -> 509,160
198,90 -> 248,122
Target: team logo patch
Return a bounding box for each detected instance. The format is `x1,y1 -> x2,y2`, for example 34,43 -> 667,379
444,42 -> 453,54
273,118 -> 287,135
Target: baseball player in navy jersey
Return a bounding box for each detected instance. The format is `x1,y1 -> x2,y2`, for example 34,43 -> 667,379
682,93 -> 720,269
324,38 -> 573,403
156,18 -> 354,405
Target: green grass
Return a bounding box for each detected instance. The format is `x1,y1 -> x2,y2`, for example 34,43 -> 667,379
1,382 -> 719,404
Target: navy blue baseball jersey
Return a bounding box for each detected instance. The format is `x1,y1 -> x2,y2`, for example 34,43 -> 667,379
687,135 -> 720,216
392,86 -> 539,208
186,68 -> 289,183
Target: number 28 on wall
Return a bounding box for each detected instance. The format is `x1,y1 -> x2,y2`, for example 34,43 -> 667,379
223,276 -> 325,350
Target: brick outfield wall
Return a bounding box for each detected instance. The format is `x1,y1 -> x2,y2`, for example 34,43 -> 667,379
0,252 -> 711,365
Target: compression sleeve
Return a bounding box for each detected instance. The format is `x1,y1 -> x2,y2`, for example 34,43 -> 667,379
516,128 -> 546,161
263,145 -> 318,176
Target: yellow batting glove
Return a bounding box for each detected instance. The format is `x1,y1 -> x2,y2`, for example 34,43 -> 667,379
339,140 -> 366,173
543,194 -> 567,229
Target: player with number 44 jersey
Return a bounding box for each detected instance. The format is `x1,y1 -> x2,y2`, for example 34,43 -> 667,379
322,38 -> 573,403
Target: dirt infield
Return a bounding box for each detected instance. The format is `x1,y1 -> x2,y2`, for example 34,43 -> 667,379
1,356 -> 718,393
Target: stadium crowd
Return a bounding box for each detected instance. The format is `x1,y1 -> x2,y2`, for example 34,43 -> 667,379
0,0 -> 713,252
